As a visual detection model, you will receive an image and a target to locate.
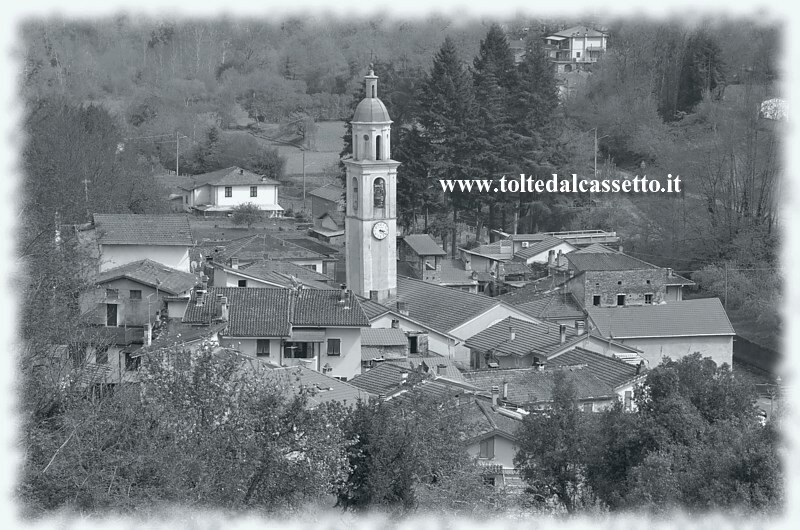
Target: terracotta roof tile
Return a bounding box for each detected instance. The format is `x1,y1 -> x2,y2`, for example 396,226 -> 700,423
402,234 -> 447,256
465,317 -> 578,359
94,214 -> 192,246
95,259 -> 198,295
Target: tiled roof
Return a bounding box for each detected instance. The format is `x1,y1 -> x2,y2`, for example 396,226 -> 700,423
438,259 -> 478,285
95,259 -> 198,295
349,362 -> 412,395
566,251 -> 659,272
587,298 -> 735,338
94,214 -> 192,246
215,234 -> 326,263
273,235 -> 341,257
497,281 -> 563,306
462,242 -> 514,261
362,328 -> 408,347
180,166 -> 280,190
358,298 -> 392,320
462,399 -> 523,442
514,293 -> 585,321
318,211 -> 345,228
548,347 -> 642,389
269,365 -> 372,408
463,366 -> 615,405
576,243 -> 616,253
292,288 -> 370,327
402,234 -> 447,257
500,261 -> 531,276
387,378 -> 479,404
464,317 -> 578,359
388,356 -> 465,381
308,184 -> 344,203
396,276 -> 502,332
183,287 -> 293,337
362,346 -> 385,361
550,25 -> 608,38
241,260 -> 333,284
515,236 -> 567,260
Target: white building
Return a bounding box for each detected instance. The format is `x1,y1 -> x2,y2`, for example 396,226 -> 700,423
180,166 -> 283,217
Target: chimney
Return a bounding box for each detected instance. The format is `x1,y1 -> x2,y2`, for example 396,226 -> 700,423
218,296 -> 229,322
559,324 -> 566,344
397,302 -> 409,316
339,284 -> 347,304
437,364 -> 446,376
618,244 -> 624,253
548,249 -> 556,268
239,168 -> 244,175
401,371 -> 409,384
231,257 -> 239,270
491,385 -> 500,407
464,255 -> 471,271
502,382 -> 508,400
667,267 -> 674,277
196,290 -> 205,307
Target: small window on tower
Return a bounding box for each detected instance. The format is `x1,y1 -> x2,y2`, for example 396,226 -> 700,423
363,134 -> 370,160
373,178 -> 385,208
352,178 -> 359,211
376,135 -> 382,160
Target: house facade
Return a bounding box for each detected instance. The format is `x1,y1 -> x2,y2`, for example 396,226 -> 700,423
543,25 -> 608,73
180,166 -> 283,216
93,214 -> 193,272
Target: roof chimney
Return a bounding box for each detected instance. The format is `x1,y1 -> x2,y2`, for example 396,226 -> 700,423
218,296 -> 229,322
559,324 -> 566,344
339,284 -> 347,304
667,267 -> 674,277
503,381 -> 508,400
397,302 -> 409,316
491,385 -> 500,407
239,168 -> 244,175
230,257 -> 239,269
437,364 -> 446,376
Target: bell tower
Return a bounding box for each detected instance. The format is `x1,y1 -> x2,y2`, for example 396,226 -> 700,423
344,66 -> 400,303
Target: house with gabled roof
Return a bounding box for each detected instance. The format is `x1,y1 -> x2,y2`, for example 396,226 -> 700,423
182,285 -> 370,380
462,399 -> 524,488
587,298 -> 735,367
513,236 -> 577,265
543,25 -> 609,73
179,166 -> 283,216
92,214 -> 193,272
308,184 -> 344,220
564,246 -> 695,309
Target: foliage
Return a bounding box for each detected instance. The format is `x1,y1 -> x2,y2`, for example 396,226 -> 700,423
230,202 -> 263,229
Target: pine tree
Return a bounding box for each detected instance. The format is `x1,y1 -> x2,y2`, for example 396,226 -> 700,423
419,37 -> 481,255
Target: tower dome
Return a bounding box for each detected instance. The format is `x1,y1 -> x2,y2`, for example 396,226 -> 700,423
352,65 -> 391,123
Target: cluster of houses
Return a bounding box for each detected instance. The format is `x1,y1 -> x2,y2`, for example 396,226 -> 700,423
62,67 -> 735,489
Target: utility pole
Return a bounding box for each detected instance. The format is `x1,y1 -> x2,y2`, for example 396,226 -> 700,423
82,178 -> 91,203
594,127 -> 598,179
302,149 -> 306,213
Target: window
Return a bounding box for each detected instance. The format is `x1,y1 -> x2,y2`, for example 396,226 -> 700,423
408,336 -> 419,354
284,342 -> 312,359
593,295 -> 601,306
483,476 -> 496,487
479,437 -> 495,459
576,51 -> 581,58
646,279 -> 651,285
106,289 -> 118,299
256,339 -> 270,357
327,339 -> 341,356
238,279 -> 247,287
617,280 -> 622,285
129,290 -> 142,300
617,294 -> 626,306
95,345 -> 109,364
225,186 -> 232,197
352,177 -> 359,211
644,294 -> 653,305
125,352 -> 141,371
583,402 -> 593,413
375,135 -> 382,160
334,376 -> 348,382
250,186 -> 258,197
624,390 -> 633,411
106,304 -> 117,326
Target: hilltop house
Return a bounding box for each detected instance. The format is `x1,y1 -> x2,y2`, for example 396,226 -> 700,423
179,166 -> 283,217
182,285 -> 370,380
543,25 -> 609,73
587,298 -> 735,367
92,214 -> 193,272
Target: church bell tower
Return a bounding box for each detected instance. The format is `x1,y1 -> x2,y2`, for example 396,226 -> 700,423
344,66 -> 400,303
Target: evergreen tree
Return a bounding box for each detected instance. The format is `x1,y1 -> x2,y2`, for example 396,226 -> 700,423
677,30 -> 725,113
418,37 -> 480,254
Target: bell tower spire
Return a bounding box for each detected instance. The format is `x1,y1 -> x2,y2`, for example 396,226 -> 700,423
344,67 -> 400,303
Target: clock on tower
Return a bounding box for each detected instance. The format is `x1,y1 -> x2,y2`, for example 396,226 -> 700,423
344,66 -> 400,303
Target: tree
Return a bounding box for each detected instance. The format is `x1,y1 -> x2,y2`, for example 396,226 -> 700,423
676,30 -> 725,113
231,202 -> 263,228
514,371 -> 591,513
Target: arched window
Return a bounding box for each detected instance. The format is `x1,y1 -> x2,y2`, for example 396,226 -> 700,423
375,135 -> 382,161
373,178 -> 385,209
372,85 -> 376,98
363,134 -> 370,160
352,177 -> 359,211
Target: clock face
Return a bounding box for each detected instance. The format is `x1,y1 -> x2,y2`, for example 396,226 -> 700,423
372,221 -> 389,240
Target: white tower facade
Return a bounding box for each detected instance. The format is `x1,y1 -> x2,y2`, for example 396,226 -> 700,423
344,67 -> 400,303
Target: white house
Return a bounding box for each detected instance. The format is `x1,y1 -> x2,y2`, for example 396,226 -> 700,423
180,166 -> 283,216
93,214 -> 193,272
543,25 -> 609,73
